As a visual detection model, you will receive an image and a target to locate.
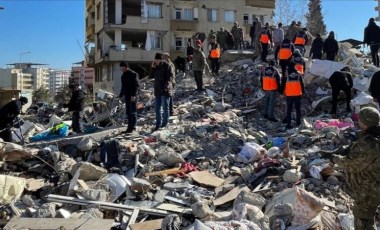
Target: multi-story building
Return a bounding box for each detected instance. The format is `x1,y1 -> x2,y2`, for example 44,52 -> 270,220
85,0 -> 275,94
7,63 -> 50,91
49,70 -> 71,96
375,0 -> 380,21
71,63 -> 95,95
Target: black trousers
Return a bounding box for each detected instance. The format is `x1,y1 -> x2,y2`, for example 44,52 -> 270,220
193,70 -> 203,90
331,87 -> 351,114
210,58 -> 220,74
279,60 -> 290,75
72,111 -> 84,133
0,127 -> 12,142
261,43 -> 269,62
370,44 -> 380,67
124,96 -> 137,131
326,53 -> 335,61
286,96 -> 301,125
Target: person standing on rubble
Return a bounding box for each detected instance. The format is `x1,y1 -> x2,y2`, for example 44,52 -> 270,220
208,41 -> 221,76
162,53 -> 177,116
363,18 -> 380,67
231,21 -> 243,51
369,70 -> 380,107
293,49 -> 306,76
280,61 -> 305,129
329,66 -> 353,116
0,96 -> 28,142
260,60 -> 281,122
309,33 -> 324,60
192,43 -> 208,91
273,23 -> 284,54
324,31 -> 339,61
321,107 -> 380,229
259,23 -> 273,62
275,37 -> 295,75
225,29 -> 235,51
151,53 -> 174,131
284,21 -> 298,44
293,28 -> 309,56
217,27 -> 226,52
249,17 -> 260,48
63,83 -> 86,134
118,61 -> 140,133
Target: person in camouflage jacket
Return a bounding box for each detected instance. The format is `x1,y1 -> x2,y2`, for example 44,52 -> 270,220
326,107 -> 380,229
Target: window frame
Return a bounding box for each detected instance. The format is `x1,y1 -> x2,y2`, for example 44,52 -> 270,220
224,10 -> 236,23
207,9 -> 218,22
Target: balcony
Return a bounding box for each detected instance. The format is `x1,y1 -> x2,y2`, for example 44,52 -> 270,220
107,15 -> 169,31
245,0 -> 275,9
170,19 -> 197,32
86,0 -> 95,11
108,48 -> 158,62
86,25 -> 95,41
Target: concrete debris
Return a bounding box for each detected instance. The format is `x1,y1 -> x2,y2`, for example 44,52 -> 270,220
1,44 -> 375,229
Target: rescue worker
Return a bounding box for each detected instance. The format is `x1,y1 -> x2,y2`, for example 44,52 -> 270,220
162,53 -> 177,116
192,44 -> 208,91
225,29 -> 235,51
280,61 -> 305,129
293,49 -> 306,76
324,31 -> 339,61
231,22 -> 243,50
260,23 -> 273,62
329,66 -> 353,116
363,18 -> 380,67
369,70 -> 380,107
275,38 -> 295,75
309,33 -> 324,60
208,42 -> 221,76
217,27 -> 227,51
63,83 -> 86,133
0,96 -> 28,142
321,107 -> 380,230
208,29 -> 217,46
284,21 -> 298,43
260,60 -> 281,122
273,23 -> 284,53
249,17 -> 260,48
293,28 -> 308,56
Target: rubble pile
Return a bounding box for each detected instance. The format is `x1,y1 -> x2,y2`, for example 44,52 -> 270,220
1,43 -> 379,229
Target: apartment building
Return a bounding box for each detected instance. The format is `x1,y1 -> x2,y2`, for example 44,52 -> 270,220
71,65 -> 95,95
85,0 -> 275,94
376,0 -> 380,21
6,63 -> 50,91
49,70 -> 71,96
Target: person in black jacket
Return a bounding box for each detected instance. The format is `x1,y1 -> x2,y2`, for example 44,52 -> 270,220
309,34 -> 324,60
364,18 -> 380,67
118,61 -> 140,133
0,97 -> 28,142
63,83 -> 86,133
324,31 -> 339,61
329,66 -> 353,115
369,70 -> 380,107
151,53 -> 174,131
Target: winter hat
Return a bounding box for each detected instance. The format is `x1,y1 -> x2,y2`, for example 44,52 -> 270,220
359,107 -> 380,127
19,96 -> 28,105
155,53 -> 163,60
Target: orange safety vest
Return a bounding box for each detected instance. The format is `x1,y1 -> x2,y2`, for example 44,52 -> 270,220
284,74 -> 302,96
262,69 -> 278,91
260,33 -> 269,44
295,63 -> 304,75
294,33 -> 306,46
279,48 -> 292,60
210,48 -> 221,58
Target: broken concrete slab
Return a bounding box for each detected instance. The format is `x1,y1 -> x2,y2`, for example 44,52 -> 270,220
71,162 -> 108,181
213,185 -> 250,206
189,171 -> 225,188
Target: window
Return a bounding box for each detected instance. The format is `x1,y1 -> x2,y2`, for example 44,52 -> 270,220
243,14 -> 249,25
95,67 -> 102,82
175,8 -> 181,19
91,12 -> 95,19
147,4 -> 161,18
96,3 -> 101,20
175,8 -> 193,20
175,38 -> 182,51
224,10 -> 235,23
151,36 -> 162,49
207,9 -> 217,22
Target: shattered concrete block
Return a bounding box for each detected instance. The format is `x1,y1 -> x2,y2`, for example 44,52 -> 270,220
80,189 -> 109,202
233,190 -> 266,209
195,128 -> 208,138
80,208 -> 103,219
56,209 -> 71,219
232,203 -> 269,230
283,169 -> 303,183
77,137 -> 93,152
157,151 -> 185,167
131,178 -> 152,192
0,175 -> 26,205
71,162 -> 108,181
34,203 -> 56,218
163,182 -> 190,191
21,195 -> 36,207
191,201 -> 213,219
161,214 -> 181,230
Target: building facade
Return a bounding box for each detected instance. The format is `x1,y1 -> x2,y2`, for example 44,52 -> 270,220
85,0 -> 275,93
71,65 -> 95,95
376,0 -> 380,21
49,70 -> 71,96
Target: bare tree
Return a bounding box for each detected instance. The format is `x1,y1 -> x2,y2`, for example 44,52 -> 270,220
274,0 -> 308,26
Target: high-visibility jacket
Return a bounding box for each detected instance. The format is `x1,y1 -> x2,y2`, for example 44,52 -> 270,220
210,48 -> 221,58
262,67 -> 279,91
260,30 -> 270,44
294,33 -> 306,46
295,63 -> 304,75
284,73 -> 303,96
279,47 -> 292,60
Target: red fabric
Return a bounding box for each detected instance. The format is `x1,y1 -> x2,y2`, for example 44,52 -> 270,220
176,162 -> 198,177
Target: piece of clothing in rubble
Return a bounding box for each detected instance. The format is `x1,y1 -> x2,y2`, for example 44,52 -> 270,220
369,70 -> 380,106
192,46 -> 208,91
323,31 -> 339,61
100,139 -> 120,169
30,122 -> 69,142
260,64 -> 281,121
119,65 -> 140,132
332,124 -> 380,229
280,62 -> 305,128
0,98 -> 26,142
363,18 -> 380,67
64,86 -> 86,133
329,68 -> 353,115
275,38 -> 295,74
309,34 -> 324,60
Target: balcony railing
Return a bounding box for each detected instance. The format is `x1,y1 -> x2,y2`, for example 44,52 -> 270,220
170,19 -> 197,31
245,0 -> 275,8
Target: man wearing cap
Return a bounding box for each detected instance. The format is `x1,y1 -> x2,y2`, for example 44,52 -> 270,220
162,53 -> 177,116
231,21 -> 243,50
329,66 -> 353,116
151,52 -> 174,130
217,27 -> 226,51
118,61 -> 140,133
63,83 -> 86,133
0,97 -> 28,142
324,107 -> 380,229
192,43 -> 208,91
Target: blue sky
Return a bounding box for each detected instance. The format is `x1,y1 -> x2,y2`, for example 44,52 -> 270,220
0,0 -> 379,70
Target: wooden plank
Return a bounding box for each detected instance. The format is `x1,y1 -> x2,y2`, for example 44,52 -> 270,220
145,168 -> 186,177
4,217 -> 114,230
189,171 -> 225,188
77,179 -> 89,190
155,203 -> 192,214
127,208 -> 140,226
130,219 -> 163,230
213,186 -> 250,206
